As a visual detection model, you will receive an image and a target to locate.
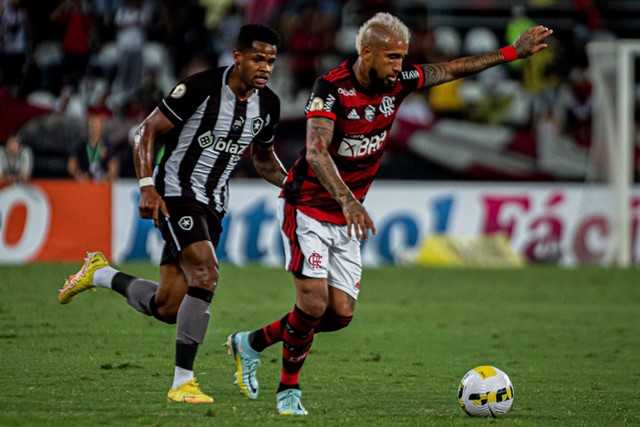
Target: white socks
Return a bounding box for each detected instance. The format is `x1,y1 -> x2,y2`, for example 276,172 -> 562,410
172,366 -> 194,389
92,266 -> 118,288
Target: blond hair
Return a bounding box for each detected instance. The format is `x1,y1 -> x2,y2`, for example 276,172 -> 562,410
355,12 -> 410,53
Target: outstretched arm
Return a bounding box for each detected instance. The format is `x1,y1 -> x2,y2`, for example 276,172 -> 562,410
419,25 -> 553,87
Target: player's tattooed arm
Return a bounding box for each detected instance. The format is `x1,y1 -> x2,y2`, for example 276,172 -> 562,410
305,117 -> 355,206
419,52 -> 504,86
305,116 -> 377,241
251,143 -> 287,188
419,25 -> 552,88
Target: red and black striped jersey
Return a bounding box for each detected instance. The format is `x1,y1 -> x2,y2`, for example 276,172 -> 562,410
282,59 -> 424,223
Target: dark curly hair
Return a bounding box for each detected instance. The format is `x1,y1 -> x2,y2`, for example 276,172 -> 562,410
236,24 -> 280,51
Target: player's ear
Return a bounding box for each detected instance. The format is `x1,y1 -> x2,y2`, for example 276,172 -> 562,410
233,49 -> 242,65
361,45 -> 373,62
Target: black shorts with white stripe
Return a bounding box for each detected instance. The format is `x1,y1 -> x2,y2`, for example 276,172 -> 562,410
158,197 -> 223,265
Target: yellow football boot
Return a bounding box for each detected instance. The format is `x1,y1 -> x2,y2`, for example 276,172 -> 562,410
58,252 -> 108,304
167,379 -> 214,404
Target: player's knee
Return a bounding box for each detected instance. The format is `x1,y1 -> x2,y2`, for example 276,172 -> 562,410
297,291 -> 328,318
181,242 -> 218,283
184,257 -> 219,292
316,310 -> 353,333
295,275 -> 329,317
195,263 -> 219,292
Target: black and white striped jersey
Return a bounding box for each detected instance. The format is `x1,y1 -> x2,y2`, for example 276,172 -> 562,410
155,65 -> 280,214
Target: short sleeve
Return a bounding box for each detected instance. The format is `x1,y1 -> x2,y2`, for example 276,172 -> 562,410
304,77 -> 340,121
158,70 -> 213,126
399,64 -> 425,92
254,92 -> 281,146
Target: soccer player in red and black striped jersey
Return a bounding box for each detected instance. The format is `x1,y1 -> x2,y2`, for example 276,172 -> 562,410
228,13 -> 552,415
59,24 -> 287,404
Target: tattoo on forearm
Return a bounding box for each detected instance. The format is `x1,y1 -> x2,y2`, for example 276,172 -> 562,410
458,51 -> 504,73
306,117 -> 350,204
252,144 -> 287,188
313,155 -> 347,200
421,50 -> 504,86
256,163 -> 283,187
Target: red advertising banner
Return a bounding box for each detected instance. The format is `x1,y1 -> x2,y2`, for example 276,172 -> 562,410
0,180 -> 111,263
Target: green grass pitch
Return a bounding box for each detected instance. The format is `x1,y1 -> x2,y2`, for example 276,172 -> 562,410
1,263 -> 638,426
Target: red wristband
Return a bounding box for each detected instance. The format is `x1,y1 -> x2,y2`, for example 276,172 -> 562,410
500,46 -> 519,62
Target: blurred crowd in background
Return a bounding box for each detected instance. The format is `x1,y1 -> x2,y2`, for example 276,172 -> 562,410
1,0 -> 638,184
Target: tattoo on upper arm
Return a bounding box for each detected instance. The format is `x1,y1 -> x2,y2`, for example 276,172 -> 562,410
307,117 -> 334,152
420,63 -> 449,87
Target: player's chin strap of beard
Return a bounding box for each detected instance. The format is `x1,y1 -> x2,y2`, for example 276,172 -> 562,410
314,309 -> 352,333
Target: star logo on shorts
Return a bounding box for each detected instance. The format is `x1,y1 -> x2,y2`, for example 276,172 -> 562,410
178,216 -> 193,231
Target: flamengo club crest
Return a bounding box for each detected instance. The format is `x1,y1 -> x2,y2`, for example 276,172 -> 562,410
308,252 -> 323,269
379,96 -> 395,117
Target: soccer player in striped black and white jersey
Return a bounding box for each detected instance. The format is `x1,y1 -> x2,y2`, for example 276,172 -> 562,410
59,24 -> 287,404
228,13 -> 552,415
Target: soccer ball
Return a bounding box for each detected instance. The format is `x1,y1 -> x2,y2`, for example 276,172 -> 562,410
457,365 -> 514,417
